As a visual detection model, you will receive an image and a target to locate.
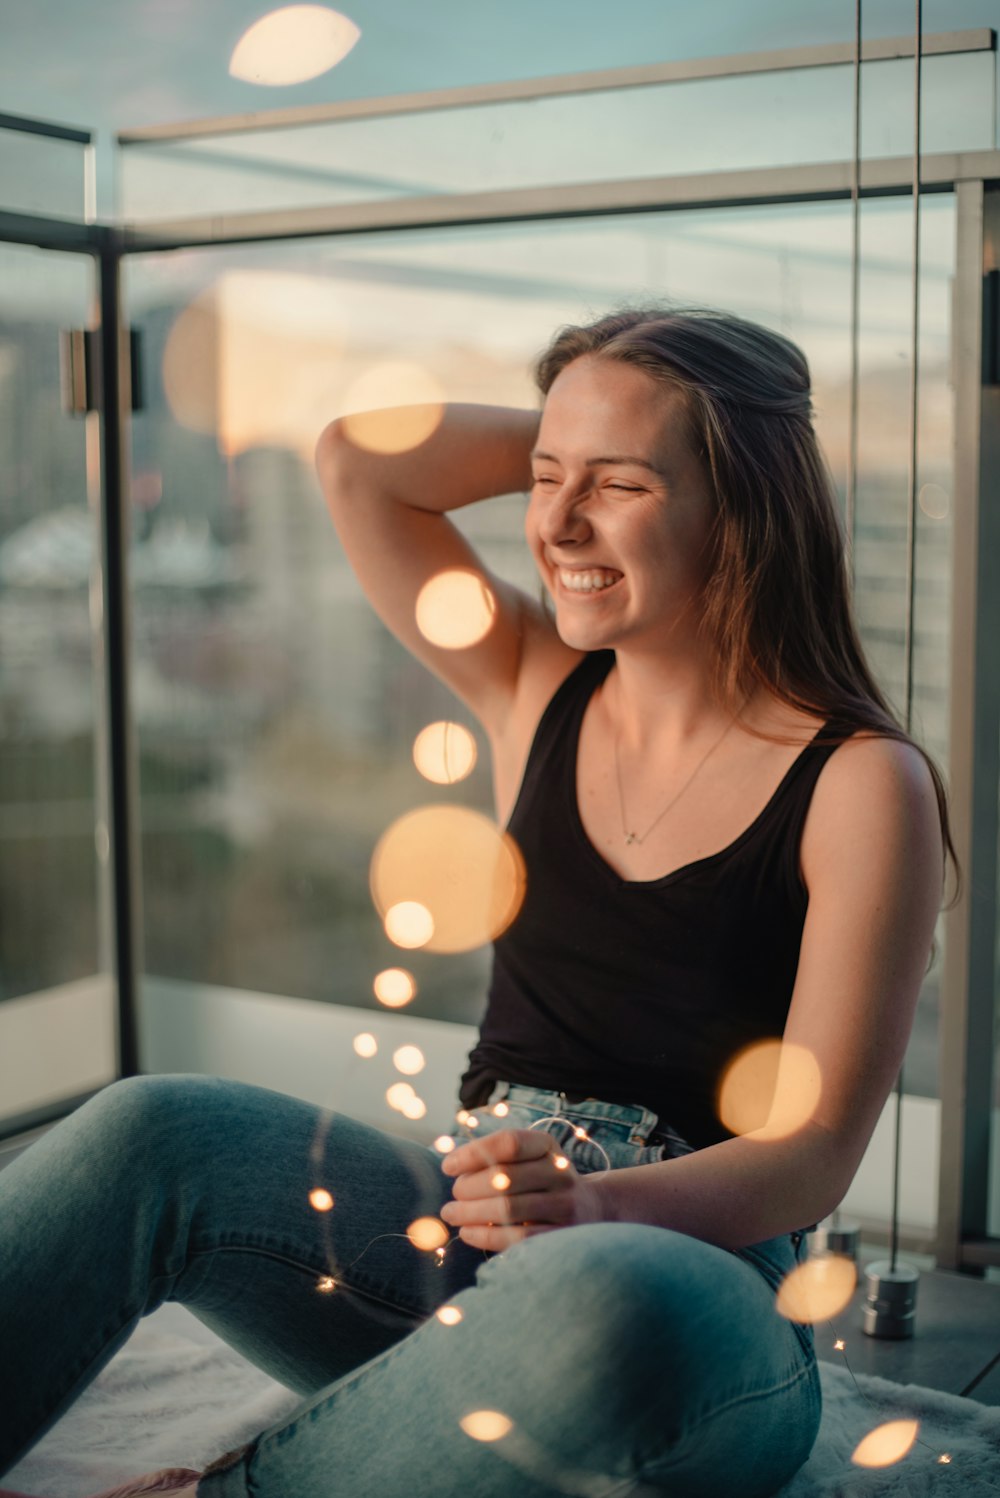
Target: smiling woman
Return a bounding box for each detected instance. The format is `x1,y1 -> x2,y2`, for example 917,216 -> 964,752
1,305 -> 955,1498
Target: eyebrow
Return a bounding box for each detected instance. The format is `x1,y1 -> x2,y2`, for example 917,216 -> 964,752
530,448 -> 664,475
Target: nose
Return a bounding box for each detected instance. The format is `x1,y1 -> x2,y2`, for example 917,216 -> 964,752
534,480 -> 592,549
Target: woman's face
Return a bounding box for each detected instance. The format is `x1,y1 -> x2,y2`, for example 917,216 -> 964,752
526,355 -> 716,657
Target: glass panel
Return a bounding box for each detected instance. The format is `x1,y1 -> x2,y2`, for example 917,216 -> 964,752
0,125 -> 89,221
0,242 -> 113,1131
118,51 -> 991,223
125,193 -> 954,1150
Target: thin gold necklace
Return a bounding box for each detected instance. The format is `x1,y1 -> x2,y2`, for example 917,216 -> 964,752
613,708 -> 744,847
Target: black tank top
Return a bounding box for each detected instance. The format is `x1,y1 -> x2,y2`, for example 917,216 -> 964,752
460,650 -> 855,1150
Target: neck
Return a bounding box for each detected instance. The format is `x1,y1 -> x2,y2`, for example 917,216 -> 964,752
603,646 -> 745,753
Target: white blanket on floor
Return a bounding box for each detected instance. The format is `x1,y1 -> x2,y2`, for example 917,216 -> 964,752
7,1304 -> 1000,1496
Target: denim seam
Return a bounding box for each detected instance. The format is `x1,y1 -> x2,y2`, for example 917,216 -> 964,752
185,1242 -> 429,1321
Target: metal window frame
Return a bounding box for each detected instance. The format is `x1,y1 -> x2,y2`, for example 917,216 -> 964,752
1,52 -> 999,1269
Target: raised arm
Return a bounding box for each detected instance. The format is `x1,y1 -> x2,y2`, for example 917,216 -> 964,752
315,403 -> 564,736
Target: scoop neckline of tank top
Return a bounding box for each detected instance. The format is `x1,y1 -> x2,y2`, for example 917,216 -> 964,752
565,653 -> 835,890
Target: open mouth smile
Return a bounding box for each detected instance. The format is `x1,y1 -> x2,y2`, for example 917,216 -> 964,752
556,566 -> 623,594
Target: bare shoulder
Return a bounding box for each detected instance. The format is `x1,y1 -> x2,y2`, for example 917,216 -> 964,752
800,731 -> 944,895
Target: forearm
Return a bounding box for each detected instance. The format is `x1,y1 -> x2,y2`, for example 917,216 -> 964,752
584,1124 -> 847,1251
319,402 -> 540,516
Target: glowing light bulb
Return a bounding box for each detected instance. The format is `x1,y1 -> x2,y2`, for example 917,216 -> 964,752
393,1044 -> 426,1076
371,807 -> 525,954
938,1454 -> 952,1464
554,1155 -> 570,1170
340,362 -> 445,454
492,1101 -> 509,1117
717,1039 -> 822,1140
229,6 -> 360,86
373,968 -> 416,1008
384,900 -> 434,949
460,1410 -> 513,1442
573,1126 -> 588,1139
412,721 -> 477,785
491,1171 -> 511,1191
309,1188 -> 334,1212
852,1419 -> 919,1468
776,1254 -> 856,1324
415,570 -> 496,650
434,1135 -> 456,1153
834,1339 -> 846,1351
407,1216 -> 449,1251
436,1304 -> 464,1325
317,1276 -> 336,1293
353,1032 -> 377,1058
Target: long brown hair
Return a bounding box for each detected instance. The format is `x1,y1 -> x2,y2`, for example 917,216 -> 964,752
534,304 -> 959,906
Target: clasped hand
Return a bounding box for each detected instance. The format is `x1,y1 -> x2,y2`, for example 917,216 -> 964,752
439,1127 -> 603,1253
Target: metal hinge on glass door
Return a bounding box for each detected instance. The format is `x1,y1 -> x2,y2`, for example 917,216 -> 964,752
58,328 -> 144,413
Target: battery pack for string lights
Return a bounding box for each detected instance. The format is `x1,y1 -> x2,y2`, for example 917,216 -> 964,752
862,1259 -> 919,1339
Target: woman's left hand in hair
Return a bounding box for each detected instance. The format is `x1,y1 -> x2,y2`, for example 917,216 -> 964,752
439,1128 -> 603,1251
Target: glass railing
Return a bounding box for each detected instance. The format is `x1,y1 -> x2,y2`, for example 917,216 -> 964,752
0,114 -> 93,222
116,40 -> 994,224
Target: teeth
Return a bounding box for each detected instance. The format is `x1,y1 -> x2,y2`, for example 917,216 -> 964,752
559,568 -> 621,593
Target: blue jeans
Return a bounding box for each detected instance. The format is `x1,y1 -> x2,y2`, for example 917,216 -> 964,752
0,1074 -> 821,1497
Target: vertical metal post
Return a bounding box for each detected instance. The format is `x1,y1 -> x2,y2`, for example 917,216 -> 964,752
936,179 -> 1000,1269
96,247 -> 142,1078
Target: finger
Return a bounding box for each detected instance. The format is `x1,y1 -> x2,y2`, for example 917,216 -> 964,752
443,1190 -> 578,1229
450,1154 -> 577,1201
458,1223 -> 529,1252
442,1128 -> 556,1177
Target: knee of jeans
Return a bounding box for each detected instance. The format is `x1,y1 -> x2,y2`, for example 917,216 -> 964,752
79,1073 -> 222,1166
481,1223 -> 701,1380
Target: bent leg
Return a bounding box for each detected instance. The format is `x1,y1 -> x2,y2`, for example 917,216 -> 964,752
0,1074 -> 481,1477
198,1221 -> 821,1498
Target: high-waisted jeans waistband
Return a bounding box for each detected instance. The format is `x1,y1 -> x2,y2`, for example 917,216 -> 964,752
471,1081 -> 696,1163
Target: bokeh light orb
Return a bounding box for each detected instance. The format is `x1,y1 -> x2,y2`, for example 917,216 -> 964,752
386,1082 -> 416,1111
340,363 -> 445,454
717,1040 -> 822,1140
393,1044 -> 426,1076
309,1188 -> 334,1212
412,721 -> 478,784
436,1304 -> 464,1325
401,1096 -> 428,1120
373,968 -> 416,1007
352,1032 -> 377,1058
371,806 -> 526,954
852,1420 -> 919,1468
407,1216 -> 449,1251
229,6 -> 361,86
460,1410 -> 513,1442
415,570 -> 497,650
775,1254 -> 857,1324
434,1134 -> 456,1153
384,900 -> 435,949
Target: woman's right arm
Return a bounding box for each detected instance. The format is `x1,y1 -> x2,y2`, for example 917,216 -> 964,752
315,403 -> 563,736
